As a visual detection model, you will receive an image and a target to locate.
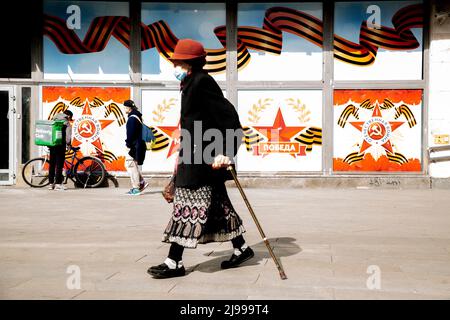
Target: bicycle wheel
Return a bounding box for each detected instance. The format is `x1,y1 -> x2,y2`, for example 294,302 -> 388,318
74,156 -> 106,188
22,157 -> 50,188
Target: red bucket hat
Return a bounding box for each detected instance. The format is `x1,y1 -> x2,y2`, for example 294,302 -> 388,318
170,39 -> 207,61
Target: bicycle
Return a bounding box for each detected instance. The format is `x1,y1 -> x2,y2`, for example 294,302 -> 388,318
22,146 -> 106,188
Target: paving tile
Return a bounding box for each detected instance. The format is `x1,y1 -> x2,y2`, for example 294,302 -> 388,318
1,187 -> 450,299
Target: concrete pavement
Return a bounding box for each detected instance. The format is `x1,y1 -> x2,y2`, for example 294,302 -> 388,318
0,183 -> 449,300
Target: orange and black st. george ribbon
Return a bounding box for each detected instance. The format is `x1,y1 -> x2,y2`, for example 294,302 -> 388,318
43,4 -> 423,73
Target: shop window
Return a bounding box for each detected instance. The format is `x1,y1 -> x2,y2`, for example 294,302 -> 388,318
42,86 -> 131,172
334,1 -> 423,80
140,88 -> 227,173
141,3 -> 226,81
237,90 -> 323,172
333,89 -> 422,172
237,3 -> 323,81
43,1 -> 130,80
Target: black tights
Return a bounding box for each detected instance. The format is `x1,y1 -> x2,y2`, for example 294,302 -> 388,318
168,242 -> 184,263
48,145 -> 66,184
168,235 -> 246,263
231,235 -> 245,249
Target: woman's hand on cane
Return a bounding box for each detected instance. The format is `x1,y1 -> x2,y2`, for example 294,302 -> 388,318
212,154 -> 232,169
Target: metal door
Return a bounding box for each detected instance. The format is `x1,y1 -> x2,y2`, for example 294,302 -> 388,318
0,86 -> 16,185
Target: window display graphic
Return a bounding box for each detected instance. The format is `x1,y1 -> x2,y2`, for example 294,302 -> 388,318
237,3 -> 323,80
141,90 -> 181,172
334,2 -> 422,66
238,91 -> 322,172
43,1 -> 129,79
334,1 -> 423,80
333,90 -> 422,172
42,87 -> 131,171
141,90 -> 323,173
141,3 -> 226,80
43,3 -> 423,76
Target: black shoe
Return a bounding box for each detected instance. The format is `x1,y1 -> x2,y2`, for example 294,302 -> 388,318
221,247 -> 254,269
148,263 -> 168,272
147,263 -> 186,279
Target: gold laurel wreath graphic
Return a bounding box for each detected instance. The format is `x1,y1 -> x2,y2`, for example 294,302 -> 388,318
247,98 -> 273,124
286,98 -> 311,123
152,98 -> 177,123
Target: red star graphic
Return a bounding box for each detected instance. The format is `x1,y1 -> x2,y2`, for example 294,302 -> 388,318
349,105 -> 404,154
253,108 -> 305,143
252,108 -> 306,158
71,101 -> 114,153
158,121 -> 181,158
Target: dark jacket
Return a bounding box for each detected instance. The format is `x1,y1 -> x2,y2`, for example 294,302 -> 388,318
125,109 -> 146,165
175,70 -> 243,188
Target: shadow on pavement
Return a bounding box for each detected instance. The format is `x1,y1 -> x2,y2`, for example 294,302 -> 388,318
141,190 -> 164,195
106,174 -> 119,188
187,237 -> 301,275
74,173 -> 119,188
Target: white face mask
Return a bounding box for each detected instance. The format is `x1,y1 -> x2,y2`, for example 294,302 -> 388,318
174,66 -> 188,81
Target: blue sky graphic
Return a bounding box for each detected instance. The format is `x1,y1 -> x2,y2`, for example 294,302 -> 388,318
44,0 -> 129,75
238,2 -> 323,54
141,3 -> 225,75
335,1 -> 423,51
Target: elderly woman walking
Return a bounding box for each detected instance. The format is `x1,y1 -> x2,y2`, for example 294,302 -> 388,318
148,39 -> 254,279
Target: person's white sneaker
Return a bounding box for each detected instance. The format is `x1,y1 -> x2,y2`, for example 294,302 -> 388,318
48,184 -> 55,190
54,184 -> 67,191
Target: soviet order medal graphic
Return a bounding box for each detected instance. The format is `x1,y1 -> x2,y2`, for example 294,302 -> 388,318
349,104 -> 404,155
72,101 -> 114,153
334,90 -> 422,171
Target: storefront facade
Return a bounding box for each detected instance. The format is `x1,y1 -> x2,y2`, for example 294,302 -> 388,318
1,0 -> 449,185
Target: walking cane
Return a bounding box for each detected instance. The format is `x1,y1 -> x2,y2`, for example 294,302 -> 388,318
227,166 -> 287,280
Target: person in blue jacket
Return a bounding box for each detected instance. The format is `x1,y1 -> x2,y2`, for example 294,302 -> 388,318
124,99 -> 148,195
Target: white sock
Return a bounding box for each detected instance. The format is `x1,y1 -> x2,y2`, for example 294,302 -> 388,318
164,257 -> 183,269
233,243 -> 248,256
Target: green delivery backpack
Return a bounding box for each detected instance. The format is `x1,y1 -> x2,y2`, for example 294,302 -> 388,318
34,120 -> 65,147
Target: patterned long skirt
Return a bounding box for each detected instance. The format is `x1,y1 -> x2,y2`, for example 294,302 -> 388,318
162,183 -> 246,248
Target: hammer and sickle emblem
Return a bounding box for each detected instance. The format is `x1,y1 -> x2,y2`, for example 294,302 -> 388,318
369,124 -> 382,137
80,122 -> 93,135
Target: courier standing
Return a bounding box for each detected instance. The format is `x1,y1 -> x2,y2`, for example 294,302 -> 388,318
48,110 -> 73,191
